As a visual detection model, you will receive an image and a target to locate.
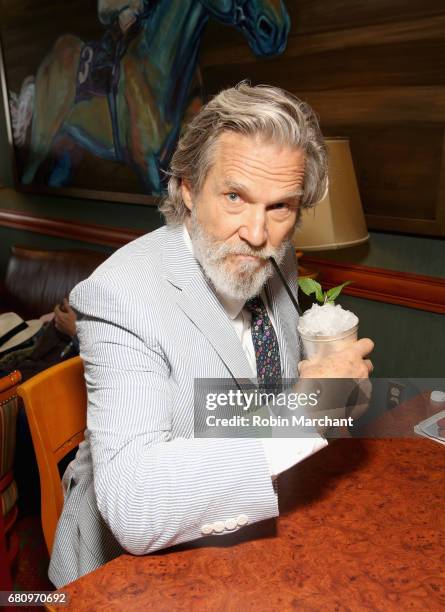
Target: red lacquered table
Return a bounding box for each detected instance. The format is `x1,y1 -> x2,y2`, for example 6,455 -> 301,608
51,395 -> 445,611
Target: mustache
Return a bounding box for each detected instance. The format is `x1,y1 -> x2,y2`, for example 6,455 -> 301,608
211,240 -> 291,261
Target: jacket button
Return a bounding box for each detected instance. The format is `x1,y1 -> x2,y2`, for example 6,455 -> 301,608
201,523 -> 214,535
236,514 -> 249,526
225,518 -> 237,530
213,521 -> 225,533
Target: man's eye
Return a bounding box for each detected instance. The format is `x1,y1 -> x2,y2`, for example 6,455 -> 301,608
270,203 -> 289,210
226,192 -> 239,202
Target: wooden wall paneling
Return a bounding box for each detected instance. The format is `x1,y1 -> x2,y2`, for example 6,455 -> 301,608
201,14 -> 445,68
203,40 -> 445,94
435,129 -> 445,232
344,126 -> 441,220
287,0 -> 445,35
296,87 -> 445,125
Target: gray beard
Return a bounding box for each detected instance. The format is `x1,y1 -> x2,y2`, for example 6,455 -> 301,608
189,207 -> 291,301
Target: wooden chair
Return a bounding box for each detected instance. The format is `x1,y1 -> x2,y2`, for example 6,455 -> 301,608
0,370 -> 22,588
17,356 -> 87,554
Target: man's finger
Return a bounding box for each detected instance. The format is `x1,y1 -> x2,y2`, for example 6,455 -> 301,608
364,359 -> 374,374
352,338 -> 374,358
298,359 -> 309,373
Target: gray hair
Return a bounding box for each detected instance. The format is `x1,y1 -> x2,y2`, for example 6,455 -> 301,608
159,82 -> 328,225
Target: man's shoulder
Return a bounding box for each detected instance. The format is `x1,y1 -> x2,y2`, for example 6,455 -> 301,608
90,224 -> 177,280
70,225 -> 181,305
96,227 -> 168,270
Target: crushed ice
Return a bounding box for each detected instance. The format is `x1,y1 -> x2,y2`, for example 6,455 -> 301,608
298,303 -> 358,337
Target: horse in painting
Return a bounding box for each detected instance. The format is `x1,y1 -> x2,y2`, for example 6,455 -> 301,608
10,0 -> 290,195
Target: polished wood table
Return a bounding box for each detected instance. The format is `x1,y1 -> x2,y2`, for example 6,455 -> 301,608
356,390 -> 445,438
53,396 -> 444,611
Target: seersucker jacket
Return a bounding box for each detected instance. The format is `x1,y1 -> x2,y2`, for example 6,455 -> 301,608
49,223 -> 301,587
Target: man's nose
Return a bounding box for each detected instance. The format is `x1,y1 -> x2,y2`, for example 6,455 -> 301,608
238,207 -> 268,247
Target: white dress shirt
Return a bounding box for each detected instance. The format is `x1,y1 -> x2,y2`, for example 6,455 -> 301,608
182,225 -> 327,479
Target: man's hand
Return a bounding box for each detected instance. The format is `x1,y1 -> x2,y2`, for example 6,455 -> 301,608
298,338 -> 374,379
54,298 -> 77,338
39,312 -> 55,323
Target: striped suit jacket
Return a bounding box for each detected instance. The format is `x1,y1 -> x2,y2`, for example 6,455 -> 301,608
49,223 -> 301,587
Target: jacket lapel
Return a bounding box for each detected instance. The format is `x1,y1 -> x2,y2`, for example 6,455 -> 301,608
162,225 -> 255,385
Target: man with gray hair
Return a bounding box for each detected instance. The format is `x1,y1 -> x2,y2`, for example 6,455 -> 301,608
49,83 -> 374,587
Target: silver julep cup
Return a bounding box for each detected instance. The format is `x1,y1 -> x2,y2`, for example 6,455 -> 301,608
297,323 -> 368,431
298,323 -> 359,361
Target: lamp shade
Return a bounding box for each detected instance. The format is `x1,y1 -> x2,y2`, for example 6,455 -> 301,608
293,138 -> 369,251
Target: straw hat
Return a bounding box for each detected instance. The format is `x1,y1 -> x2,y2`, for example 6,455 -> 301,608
0,312 -> 43,354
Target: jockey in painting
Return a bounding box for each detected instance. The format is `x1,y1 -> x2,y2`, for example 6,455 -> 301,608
9,0 -> 291,196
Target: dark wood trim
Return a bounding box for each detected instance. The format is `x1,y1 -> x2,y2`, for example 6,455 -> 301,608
301,256 -> 445,315
0,208 -> 141,248
364,214 -> 445,236
364,129 -> 445,237
16,183 -> 160,207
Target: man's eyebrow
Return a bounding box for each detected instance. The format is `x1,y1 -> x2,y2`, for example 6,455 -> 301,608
221,179 -> 248,193
277,188 -> 304,200
221,179 -> 303,201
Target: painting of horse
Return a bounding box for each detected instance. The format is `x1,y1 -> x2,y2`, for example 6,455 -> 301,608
1,0 -> 290,203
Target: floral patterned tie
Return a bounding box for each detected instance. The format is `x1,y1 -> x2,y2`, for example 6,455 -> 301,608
245,296 -> 282,392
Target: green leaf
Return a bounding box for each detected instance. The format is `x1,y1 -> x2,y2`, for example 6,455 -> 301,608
315,286 -> 325,303
298,278 -> 324,303
325,281 -> 352,303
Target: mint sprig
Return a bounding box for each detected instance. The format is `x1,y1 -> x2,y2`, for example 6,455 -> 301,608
298,278 -> 352,305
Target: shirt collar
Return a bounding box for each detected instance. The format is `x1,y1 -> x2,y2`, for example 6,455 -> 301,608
182,224 -> 246,320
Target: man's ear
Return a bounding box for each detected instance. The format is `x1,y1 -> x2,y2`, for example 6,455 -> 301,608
181,179 -> 193,212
